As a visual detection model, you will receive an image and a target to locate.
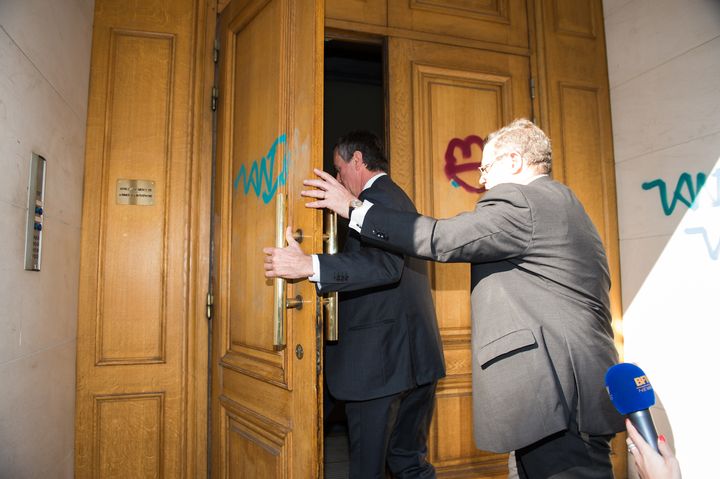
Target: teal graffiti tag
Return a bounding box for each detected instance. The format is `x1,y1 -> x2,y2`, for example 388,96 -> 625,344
684,227 -> 720,261
233,134 -> 288,204
712,168 -> 720,207
641,172 -> 707,216
643,169 -> 720,260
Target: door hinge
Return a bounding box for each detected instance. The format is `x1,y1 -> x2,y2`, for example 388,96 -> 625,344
211,86 -> 218,112
206,292 -> 214,320
530,77 -> 536,100
213,39 -> 220,64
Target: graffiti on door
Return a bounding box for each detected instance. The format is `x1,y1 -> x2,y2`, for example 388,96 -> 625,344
444,135 -> 485,194
233,134 -> 288,204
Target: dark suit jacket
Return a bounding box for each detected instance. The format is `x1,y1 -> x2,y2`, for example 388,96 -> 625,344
317,175 -> 445,401
359,176 -> 624,452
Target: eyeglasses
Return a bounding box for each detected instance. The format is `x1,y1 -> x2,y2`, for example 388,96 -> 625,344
478,161 -> 495,175
479,152 -> 514,175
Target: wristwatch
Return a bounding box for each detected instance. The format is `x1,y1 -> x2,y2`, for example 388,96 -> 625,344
348,198 -> 363,217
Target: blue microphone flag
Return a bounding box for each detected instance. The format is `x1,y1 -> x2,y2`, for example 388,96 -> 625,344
604,362 -> 655,415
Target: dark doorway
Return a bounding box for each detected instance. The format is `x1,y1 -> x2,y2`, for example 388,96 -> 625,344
324,39 -> 385,172
322,38 -> 385,479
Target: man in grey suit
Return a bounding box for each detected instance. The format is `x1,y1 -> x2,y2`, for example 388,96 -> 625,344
264,131 -> 445,479
301,120 -> 625,478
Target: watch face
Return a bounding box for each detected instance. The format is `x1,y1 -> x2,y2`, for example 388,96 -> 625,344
350,199 -> 363,208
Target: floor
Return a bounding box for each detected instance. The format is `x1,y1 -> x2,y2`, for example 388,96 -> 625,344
324,424 -> 350,479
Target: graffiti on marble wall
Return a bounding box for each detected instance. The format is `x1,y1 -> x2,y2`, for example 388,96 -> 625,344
684,227 -> 720,260
641,171 -> 719,215
444,135 -> 485,194
643,168 -> 720,260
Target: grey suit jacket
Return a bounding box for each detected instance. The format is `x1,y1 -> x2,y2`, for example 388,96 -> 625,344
317,175 -> 445,401
360,176 -> 624,452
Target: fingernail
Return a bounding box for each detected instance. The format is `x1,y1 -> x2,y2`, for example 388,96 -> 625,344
659,435 -> 666,443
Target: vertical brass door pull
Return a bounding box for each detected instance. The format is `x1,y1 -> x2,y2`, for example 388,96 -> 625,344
322,211 -> 339,341
273,193 -> 288,349
273,194 -> 305,350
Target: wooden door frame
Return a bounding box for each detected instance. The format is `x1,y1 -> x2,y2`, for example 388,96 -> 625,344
193,1 -> 626,477
187,0 -> 218,476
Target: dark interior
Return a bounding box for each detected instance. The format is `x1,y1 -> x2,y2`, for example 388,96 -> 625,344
322,38 -> 385,479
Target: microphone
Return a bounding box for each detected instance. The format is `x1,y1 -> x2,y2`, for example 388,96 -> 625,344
605,363 -> 659,452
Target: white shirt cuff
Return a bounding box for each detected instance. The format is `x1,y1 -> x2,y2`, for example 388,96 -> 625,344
309,254 -> 321,283
350,200 -> 374,232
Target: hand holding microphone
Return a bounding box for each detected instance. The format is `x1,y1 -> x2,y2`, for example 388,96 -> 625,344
626,419 -> 682,479
605,363 -> 682,479
605,362 -> 659,452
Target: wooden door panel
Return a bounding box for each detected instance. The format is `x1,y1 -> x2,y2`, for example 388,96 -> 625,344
556,85 -> 607,228
388,0 -> 528,48
224,404 -> 290,477
431,392 -> 508,477
222,0 -> 290,387
75,0 -> 212,476
213,0 -> 323,477
97,30 -> 173,364
95,394 -> 164,478
389,37 -> 531,477
326,0 -> 387,26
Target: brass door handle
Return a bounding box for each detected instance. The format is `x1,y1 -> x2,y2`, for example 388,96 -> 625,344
273,193 -> 287,349
273,193 -> 303,350
321,210 -> 339,341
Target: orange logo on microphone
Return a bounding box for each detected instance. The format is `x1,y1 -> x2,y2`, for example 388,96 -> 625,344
634,375 -> 649,387
634,375 -> 652,393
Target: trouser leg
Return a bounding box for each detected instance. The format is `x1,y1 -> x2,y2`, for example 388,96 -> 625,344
344,392 -> 403,479
344,382 -> 438,479
386,382 -> 437,479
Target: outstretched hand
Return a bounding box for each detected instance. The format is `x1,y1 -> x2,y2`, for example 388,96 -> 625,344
626,419 -> 682,479
263,226 -> 314,279
301,168 -> 357,219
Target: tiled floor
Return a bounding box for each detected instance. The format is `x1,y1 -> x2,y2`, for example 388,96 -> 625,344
324,425 -> 349,479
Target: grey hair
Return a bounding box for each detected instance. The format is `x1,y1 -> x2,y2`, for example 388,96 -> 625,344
486,119 -> 552,174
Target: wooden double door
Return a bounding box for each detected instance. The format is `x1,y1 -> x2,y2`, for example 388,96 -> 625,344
211,0 -> 532,477
76,0 -> 622,477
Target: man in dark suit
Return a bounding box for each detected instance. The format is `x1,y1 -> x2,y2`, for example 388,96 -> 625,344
264,131 -> 445,479
300,120 -> 625,478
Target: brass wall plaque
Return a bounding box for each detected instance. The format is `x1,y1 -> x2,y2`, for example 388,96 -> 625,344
116,179 -> 155,205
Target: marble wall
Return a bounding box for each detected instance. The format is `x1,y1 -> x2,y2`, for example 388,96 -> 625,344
1,1 -> 718,477
0,0 -> 94,476
604,0 -> 720,477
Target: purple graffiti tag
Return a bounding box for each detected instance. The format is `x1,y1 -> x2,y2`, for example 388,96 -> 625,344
444,135 -> 485,194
